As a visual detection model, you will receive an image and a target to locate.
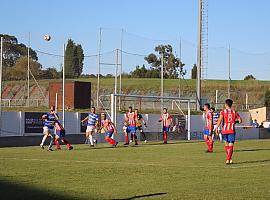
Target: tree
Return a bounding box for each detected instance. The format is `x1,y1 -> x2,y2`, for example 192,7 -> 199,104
0,34 -> 38,68
144,44 -> 185,79
131,65 -> 148,78
64,39 -> 84,78
244,74 -> 256,80
265,90 -> 270,107
191,64 -> 197,79
4,56 -> 41,80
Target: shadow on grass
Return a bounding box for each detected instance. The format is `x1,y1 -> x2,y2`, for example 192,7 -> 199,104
234,159 -> 270,165
111,192 -> 167,200
235,148 -> 270,152
0,179 -> 96,200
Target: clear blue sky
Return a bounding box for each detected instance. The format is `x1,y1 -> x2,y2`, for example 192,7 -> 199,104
1,0 -> 270,80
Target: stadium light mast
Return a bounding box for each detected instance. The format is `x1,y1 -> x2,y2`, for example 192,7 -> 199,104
196,0 -> 202,110
62,44 -> 66,127
27,32 -> 30,107
161,53 -> 164,112
97,28 -> 102,109
0,37 -> 3,134
228,45 -> 231,98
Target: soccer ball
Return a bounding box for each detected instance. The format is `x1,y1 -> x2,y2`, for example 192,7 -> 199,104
44,34 -> 51,41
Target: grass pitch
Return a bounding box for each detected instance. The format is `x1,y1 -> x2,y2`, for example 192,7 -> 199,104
0,139 -> 270,200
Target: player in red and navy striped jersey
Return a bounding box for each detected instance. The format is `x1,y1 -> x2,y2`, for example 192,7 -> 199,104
159,108 -> 172,144
203,103 -> 214,152
216,99 -> 242,164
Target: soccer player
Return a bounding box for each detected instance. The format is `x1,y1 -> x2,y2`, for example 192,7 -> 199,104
81,107 -> 99,147
211,107 -> 222,142
203,103 -> 214,153
54,120 -> 73,150
40,105 -> 59,151
100,113 -> 118,147
124,106 -> 138,145
159,108 -> 172,144
216,99 -> 242,164
135,109 -> 147,143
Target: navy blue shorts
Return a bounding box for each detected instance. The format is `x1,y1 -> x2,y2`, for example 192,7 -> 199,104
105,130 -> 114,138
127,126 -> 136,134
163,127 -> 170,133
203,129 -> 212,136
56,130 -> 65,138
223,133 -> 236,143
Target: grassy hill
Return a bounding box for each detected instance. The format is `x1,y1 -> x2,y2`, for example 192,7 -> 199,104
1,78 -> 269,111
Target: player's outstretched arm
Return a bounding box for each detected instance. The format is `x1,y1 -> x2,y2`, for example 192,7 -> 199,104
81,117 -> 88,123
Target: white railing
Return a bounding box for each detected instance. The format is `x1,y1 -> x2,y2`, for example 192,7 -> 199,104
1,99 -> 47,107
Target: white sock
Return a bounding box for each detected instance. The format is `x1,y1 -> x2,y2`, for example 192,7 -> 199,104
219,134 -> 222,141
40,135 -> 47,145
89,135 -> 94,145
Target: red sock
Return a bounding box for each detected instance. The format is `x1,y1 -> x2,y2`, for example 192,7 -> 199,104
225,146 -> 230,160
210,140 -> 214,152
228,146 -> 234,160
106,137 -> 116,145
125,134 -> 129,144
62,139 -> 71,148
163,132 -> 167,142
55,139 -> 60,149
206,140 -> 210,151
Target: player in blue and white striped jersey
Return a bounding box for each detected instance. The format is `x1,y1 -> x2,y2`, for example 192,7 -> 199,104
81,107 -> 99,147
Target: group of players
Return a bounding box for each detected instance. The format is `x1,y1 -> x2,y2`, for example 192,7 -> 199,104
40,98 -> 241,165
203,98 -> 242,164
80,106 -> 173,147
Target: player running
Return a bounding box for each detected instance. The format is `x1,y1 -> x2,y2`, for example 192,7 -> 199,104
216,99 -> 242,164
99,113 -> 118,147
135,109 -> 147,143
54,120 -> 73,150
211,107 -> 222,142
40,106 -> 59,151
203,103 -> 214,153
159,108 -> 172,144
81,107 -> 99,147
124,106 -> 138,145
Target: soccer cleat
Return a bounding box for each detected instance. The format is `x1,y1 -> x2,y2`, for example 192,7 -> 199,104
113,142 -> 118,147
90,145 -> 95,147
68,146 -> 73,150
40,144 -> 44,149
94,139 -> 98,145
123,143 -> 129,146
226,160 -> 230,165
47,148 -> 53,151
163,141 -> 167,144
135,142 -> 138,146
230,160 -> 233,164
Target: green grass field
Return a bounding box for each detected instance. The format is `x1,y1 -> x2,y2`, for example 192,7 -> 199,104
0,140 -> 270,200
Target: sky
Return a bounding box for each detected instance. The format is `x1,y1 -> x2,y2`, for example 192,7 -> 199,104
1,0 -> 270,80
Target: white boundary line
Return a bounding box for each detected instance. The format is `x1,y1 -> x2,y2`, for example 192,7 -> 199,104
1,157 -> 270,169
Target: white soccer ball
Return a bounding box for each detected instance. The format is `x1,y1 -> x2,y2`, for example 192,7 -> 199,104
44,34 -> 51,41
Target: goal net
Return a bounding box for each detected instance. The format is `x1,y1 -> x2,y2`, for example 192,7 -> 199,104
98,94 -> 196,142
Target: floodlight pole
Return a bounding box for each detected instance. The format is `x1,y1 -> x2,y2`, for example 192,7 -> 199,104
0,37 -> 3,134
97,28 -> 102,109
196,0 -> 202,111
62,44 -> 65,127
179,38 -> 182,98
114,49 -> 119,125
161,53 -> 164,112
118,28 -> 123,111
27,32 -> 30,107
228,45 -> 231,99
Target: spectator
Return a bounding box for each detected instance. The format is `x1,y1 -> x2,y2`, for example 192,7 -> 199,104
251,119 -> 259,128
259,122 -> 264,128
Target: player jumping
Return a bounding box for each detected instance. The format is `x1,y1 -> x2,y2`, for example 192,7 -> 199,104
159,108 -> 172,144
100,113 -> 118,147
54,120 -> 73,150
216,99 -> 242,164
124,106 -> 138,145
81,107 -> 99,147
135,109 -> 147,143
40,106 -> 58,151
203,103 -> 214,153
